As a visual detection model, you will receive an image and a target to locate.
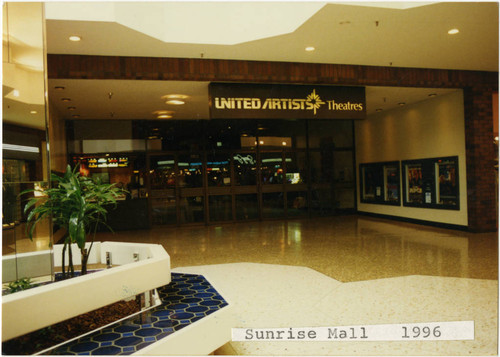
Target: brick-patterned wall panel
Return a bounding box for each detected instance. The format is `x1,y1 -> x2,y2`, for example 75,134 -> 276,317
464,87 -> 498,232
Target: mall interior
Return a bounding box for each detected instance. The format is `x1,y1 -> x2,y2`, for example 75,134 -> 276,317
2,2 -> 499,356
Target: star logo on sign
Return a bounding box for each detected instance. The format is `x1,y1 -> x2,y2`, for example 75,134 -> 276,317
306,89 -> 325,115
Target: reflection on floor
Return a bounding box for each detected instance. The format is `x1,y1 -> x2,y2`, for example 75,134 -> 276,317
7,215 -> 498,355
2,220 -> 51,255
95,215 -> 498,282
97,215 -> 498,355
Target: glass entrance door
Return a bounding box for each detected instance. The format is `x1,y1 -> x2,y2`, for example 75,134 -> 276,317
149,154 -> 177,225
233,151 -> 258,220
207,152 -> 232,222
145,119 -> 355,226
177,153 -> 205,224
149,153 -> 206,225
260,151 -> 285,219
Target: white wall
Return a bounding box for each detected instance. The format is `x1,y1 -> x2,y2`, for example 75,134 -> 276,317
355,90 -> 468,227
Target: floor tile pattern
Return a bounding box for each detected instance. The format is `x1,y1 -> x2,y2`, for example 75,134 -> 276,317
50,273 -> 228,355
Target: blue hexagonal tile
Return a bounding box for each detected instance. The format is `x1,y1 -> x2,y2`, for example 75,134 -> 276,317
49,273 -> 228,355
113,324 -> 140,333
135,327 -> 162,337
91,332 -> 121,342
93,346 -> 122,355
114,336 -> 143,347
186,305 -> 209,313
68,341 -> 99,353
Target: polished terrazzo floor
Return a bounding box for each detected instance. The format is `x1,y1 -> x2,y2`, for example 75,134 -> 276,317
176,263 -> 497,356
7,215 -> 499,355
95,215 -> 498,283
97,215 -> 498,355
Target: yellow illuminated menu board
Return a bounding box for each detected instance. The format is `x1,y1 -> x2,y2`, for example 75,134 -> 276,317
84,157 -> 129,168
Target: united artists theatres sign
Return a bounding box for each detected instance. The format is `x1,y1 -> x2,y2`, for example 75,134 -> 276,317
209,83 -> 366,120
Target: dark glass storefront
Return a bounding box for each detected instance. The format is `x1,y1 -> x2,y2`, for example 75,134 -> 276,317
68,118 -> 356,226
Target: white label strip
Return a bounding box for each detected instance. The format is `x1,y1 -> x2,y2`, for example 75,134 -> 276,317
232,321 -> 474,342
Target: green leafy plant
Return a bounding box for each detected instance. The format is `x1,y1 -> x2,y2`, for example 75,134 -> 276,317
22,165 -> 124,279
7,277 -> 33,293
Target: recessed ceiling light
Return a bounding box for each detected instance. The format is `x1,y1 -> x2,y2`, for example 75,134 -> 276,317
68,106 -> 76,111
428,93 -> 437,97
376,108 -> 383,112
157,114 -> 173,119
448,28 -> 459,35
166,100 -> 185,105
72,114 -> 80,118
162,94 -> 189,100
69,35 -> 81,42
162,94 -> 189,105
61,98 -> 71,102
12,89 -> 19,97
30,110 -> 37,114
305,46 -> 315,52
398,102 -> 406,106
54,86 -> 65,90
152,110 -> 174,116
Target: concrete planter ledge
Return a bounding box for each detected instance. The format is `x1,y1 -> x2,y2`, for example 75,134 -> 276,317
2,242 -> 171,342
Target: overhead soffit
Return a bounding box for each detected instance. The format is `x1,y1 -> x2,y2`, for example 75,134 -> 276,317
11,2 -> 497,125
47,78 -> 459,121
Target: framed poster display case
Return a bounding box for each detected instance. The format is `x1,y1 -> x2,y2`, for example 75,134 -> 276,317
402,156 -> 459,210
359,161 -> 400,205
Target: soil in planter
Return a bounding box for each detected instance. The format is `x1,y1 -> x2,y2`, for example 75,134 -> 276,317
2,298 -> 141,355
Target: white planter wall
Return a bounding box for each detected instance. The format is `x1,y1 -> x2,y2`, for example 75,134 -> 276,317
2,242 -> 170,341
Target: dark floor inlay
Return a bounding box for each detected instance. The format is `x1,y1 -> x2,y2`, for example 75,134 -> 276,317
51,273 -> 228,355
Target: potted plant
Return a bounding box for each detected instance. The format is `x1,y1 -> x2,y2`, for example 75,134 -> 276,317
22,164 -> 125,279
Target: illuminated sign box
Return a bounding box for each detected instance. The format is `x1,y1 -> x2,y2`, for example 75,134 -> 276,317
209,83 -> 366,120
75,156 -> 129,169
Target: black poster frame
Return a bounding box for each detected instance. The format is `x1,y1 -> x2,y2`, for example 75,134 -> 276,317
402,156 -> 460,210
359,161 -> 401,206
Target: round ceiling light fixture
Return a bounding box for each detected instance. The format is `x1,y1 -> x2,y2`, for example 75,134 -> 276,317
166,100 -> 185,105
305,46 -> 315,52
69,35 -> 82,42
30,110 -> 37,114
153,110 -> 174,119
448,28 -> 459,35
153,110 -> 173,115
162,94 -> 189,105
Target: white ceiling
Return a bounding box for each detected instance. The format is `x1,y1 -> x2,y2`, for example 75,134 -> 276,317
45,2 -> 498,70
4,1 -> 499,125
